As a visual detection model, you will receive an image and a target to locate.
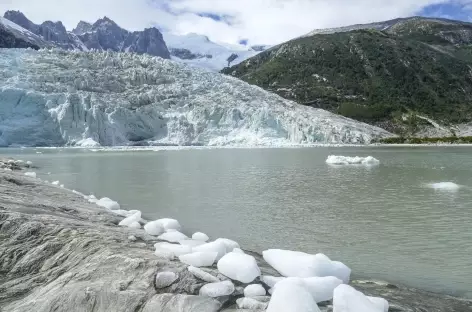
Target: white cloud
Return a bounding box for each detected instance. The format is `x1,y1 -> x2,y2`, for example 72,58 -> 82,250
0,0 -> 467,45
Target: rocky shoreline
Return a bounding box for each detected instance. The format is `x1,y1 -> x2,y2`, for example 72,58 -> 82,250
0,159 -> 471,311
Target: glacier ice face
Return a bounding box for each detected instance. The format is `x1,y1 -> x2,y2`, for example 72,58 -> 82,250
0,49 -> 391,147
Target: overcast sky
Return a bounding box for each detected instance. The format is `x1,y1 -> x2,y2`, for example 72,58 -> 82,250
1,0 -> 471,46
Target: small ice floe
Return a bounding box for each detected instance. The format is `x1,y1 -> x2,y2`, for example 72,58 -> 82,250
199,280 -> 235,297
261,275 -> 286,288
267,278 -> 319,312
118,211 -> 141,228
154,242 -> 192,258
144,220 -> 165,236
158,230 -> 188,243
262,249 -> 351,283
179,251 -> 218,267
217,252 -> 261,283
214,238 -> 240,253
192,240 -> 227,261
144,218 -> 181,236
96,197 -> 121,210
326,155 -> 380,166
51,181 -> 60,185
179,239 -> 205,247
333,284 -> 388,312
188,266 -> 219,283
192,232 -> 209,242
427,182 -> 462,191
26,161 -> 33,166
244,284 -> 266,297
24,172 -> 36,178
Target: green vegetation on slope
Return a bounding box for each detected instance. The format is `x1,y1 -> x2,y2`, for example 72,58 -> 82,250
222,18 -> 472,134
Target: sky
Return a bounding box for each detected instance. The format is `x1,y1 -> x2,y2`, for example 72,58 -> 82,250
0,0 -> 471,46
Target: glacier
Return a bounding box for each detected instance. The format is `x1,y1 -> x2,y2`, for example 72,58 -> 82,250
0,49 -> 391,147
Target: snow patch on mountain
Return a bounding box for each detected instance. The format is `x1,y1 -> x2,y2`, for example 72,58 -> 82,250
165,33 -> 264,71
0,16 -> 51,48
0,49 -> 392,147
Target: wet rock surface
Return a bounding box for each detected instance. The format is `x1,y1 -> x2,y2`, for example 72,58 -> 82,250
0,159 -> 471,311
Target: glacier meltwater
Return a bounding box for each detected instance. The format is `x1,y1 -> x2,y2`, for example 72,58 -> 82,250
0,49 -> 391,147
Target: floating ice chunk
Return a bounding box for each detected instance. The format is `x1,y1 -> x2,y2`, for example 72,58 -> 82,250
155,242 -> 192,257
129,221 -> 141,229
326,155 -> 380,166
267,278 -> 320,312
157,230 -> 188,243
155,272 -> 178,289
192,240 -> 227,260
428,182 -> 461,191
119,211 -> 142,227
155,218 -> 181,231
77,138 -> 101,147
192,232 -> 209,242
96,197 -> 121,210
261,275 -> 286,288
199,280 -> 235,297
333,284 -> 385,312
262,249 -> 351,282
188,266 -> 219,283
232,248 -> 245,254
236,297 -> 268,310
24,172 -> 36,178
179,251 -> 218,267
60,184 -> 64,188
244,284 -> 266,297
367,296 -> 389,312
215,238 -> 240,253
51,181 -> 60,185
179,239 -> 205,247
26,161 -> 33,166
303,276 -> 343,303
144,220 -> 165,236
217,252 -> 261,283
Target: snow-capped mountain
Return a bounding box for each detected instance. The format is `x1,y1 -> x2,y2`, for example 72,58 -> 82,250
0,49 -> 391,147
0,16 -> 51,49
165,33 -> 267,71
3,10 -> 266,71
3,11 -> 170,59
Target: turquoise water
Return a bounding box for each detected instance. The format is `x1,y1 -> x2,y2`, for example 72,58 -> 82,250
2,146 -> 472,298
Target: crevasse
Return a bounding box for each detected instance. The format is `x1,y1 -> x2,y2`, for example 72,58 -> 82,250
0,49 -> 391,147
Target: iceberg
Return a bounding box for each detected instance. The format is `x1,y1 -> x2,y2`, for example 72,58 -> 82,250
192,240 -> 227,260
262,249 -> 351,283
217,252 -> 261,283
333,284 -> 386,312
118,211 -> 141,227
326,155 -> 380,165
154,242 -> 192,257
192,232 -> 209,242
199,280 -> 235,297
143,220 -> 165,236
244,284 -> 266,297
267,278 -> 321,312
96,197 -> 121,210
178,251 -> 218,267
0,49 -> 390,147
157,231 -> 188,243
428,182 -> 462,191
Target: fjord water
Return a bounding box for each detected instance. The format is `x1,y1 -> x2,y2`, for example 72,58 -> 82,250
2,147 -> 472,298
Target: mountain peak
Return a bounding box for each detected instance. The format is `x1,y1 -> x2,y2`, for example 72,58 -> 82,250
72,21 -> 93,35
